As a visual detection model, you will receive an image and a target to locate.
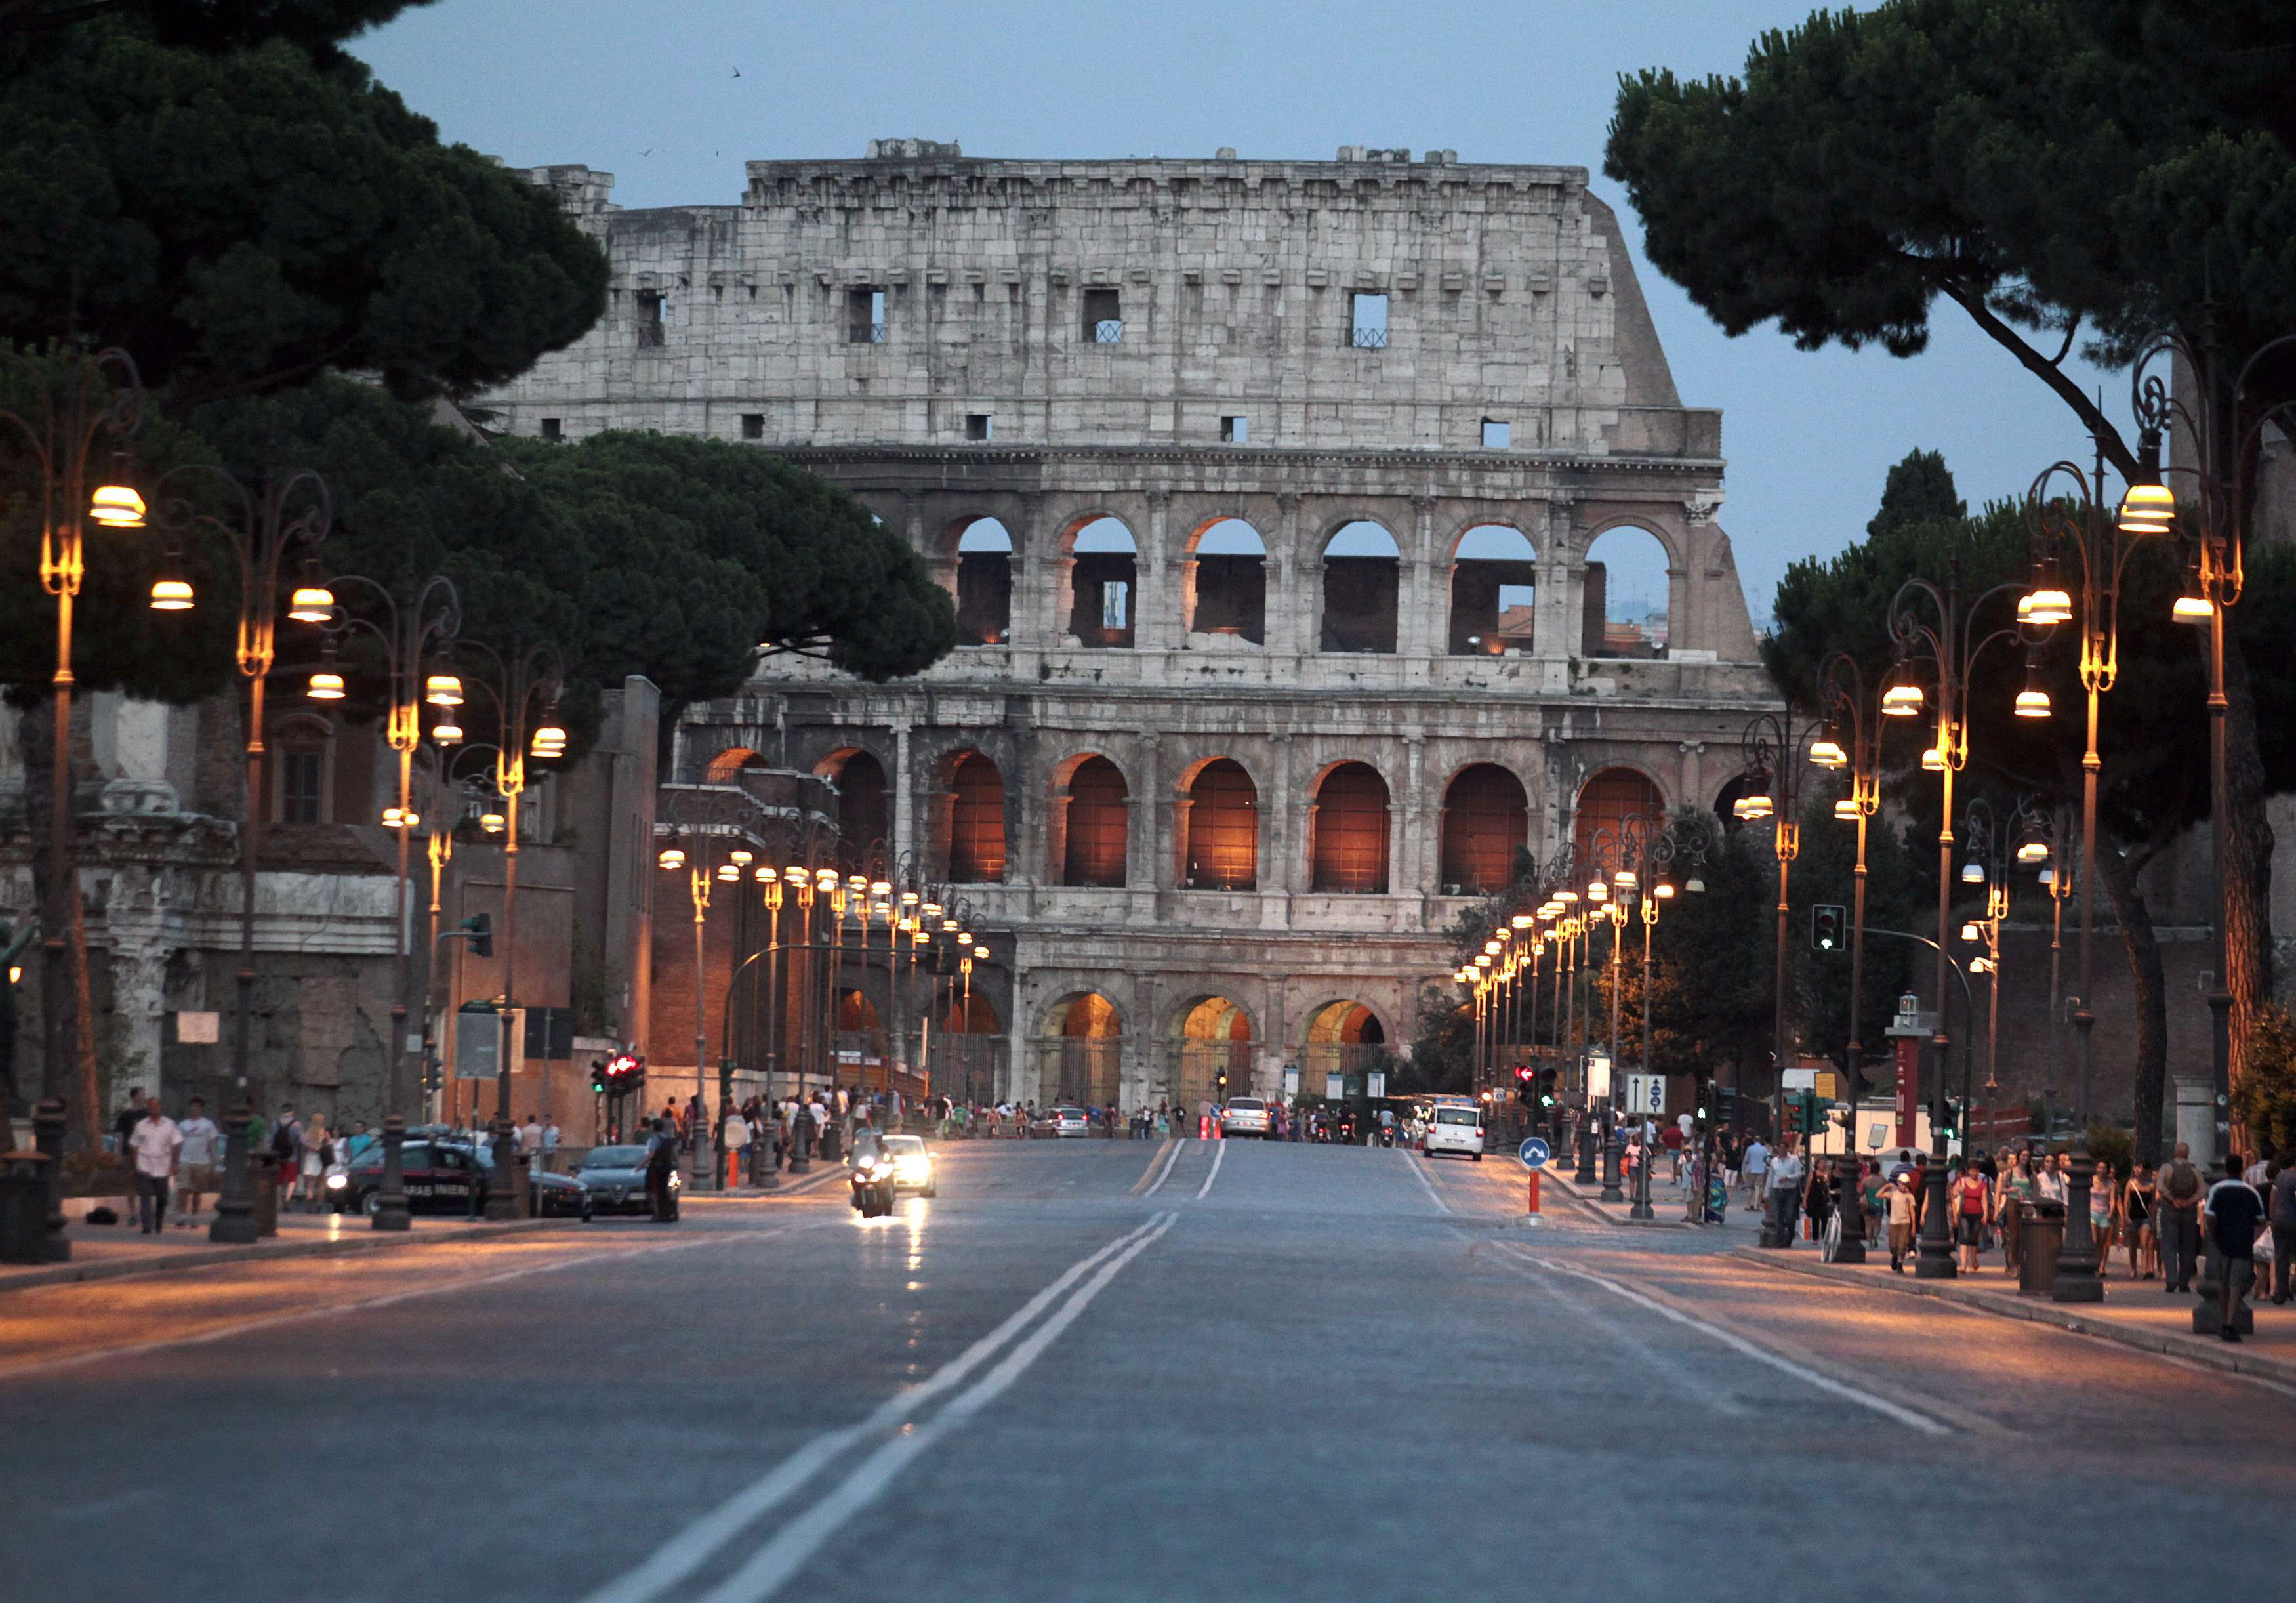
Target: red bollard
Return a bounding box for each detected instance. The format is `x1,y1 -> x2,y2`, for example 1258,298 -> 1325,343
1527,1170 -> 1542,1219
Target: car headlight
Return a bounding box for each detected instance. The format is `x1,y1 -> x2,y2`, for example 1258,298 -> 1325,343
895,1157 -> 930,1181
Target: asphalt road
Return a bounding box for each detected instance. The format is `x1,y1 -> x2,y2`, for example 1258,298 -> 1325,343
2,1135 -> 2289,1603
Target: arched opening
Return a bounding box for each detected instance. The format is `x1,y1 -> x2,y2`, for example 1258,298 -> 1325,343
1713,772 -> 1760,835
833,988 -> 886,1079
1040,991 -> 1123,1108
1440,764 -> 1529,895
1582,526 -> 1671,659
703,745 -> 760,783
1309,761 -> 1390,893
836,989 -> 881,1033
1574,767 -> 1666,860
1066,516 -> 1136,648
1181,759 -> 1257,891
1058,755 -> 1129,888
1172,995 -> 1253,1110
1299,999 -> 1389,1098
954,517 -> 1014,646
815,750 -> 888,876
935,991 -> 1005,1107
1321,521 -> 1399,653
1187,518 -> 1266,644
1448,524 -> 1538,656
945,751 -> 1007,883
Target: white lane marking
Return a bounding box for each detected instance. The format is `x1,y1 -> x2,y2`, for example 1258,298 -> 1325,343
1502,1246 -> 1951,1436
1194,1138 -> 1227,1199
1141,1140 -> 1186,1198
1404,1151 -> 1453,1214
693,1211 -> 1180,1603
1485,1248 -> 1751,1416
579,1212 -> 1173,1603
0,1226 -> 775,1383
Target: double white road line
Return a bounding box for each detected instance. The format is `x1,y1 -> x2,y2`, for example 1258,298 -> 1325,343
583,1210 -> 1181,1603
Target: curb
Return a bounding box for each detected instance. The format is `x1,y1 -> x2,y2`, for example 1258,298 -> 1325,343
693,1165 -> 847,1201
1540,1169 -> 1700,1230
1729,1245 -> 2296,1386
0,1215 -> 557,1297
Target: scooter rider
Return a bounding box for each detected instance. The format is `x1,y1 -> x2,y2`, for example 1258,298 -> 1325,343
644,1115 -> 680,1222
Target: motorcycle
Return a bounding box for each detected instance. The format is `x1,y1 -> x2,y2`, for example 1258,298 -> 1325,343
1375,1121 -> 1396,1149
850,1155 -> 896,1218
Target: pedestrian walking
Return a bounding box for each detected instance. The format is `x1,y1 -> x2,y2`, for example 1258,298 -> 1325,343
1741,1134 -> 1769,1207
1952,1158 -> 1990,1274
1884,1171 -> 1918,1272
2123,1162 -> 2157,1280
2203,1154 -> 2266,1341
112,1086 -> 147,1159
644,1116 -> 680,1222
270,1104 -> 304,1211
173,1096 -> 222,1227
1766,1140 -> 1803,1245
2270,1158 -> 2296,1304
1995,1150 -> 2034,1276
2157,1141 -> 2204,1293
128,1098 -> 182,1234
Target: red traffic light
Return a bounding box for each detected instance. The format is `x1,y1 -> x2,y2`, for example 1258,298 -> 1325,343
1513,1064 -> 1535,1085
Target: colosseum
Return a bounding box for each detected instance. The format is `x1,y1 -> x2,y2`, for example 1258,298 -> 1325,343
476,138 -> 1777,1112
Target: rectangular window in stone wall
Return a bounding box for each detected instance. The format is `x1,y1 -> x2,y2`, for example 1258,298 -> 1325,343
1220,414 -> 1248,444
1083,286 -> 1122,343
741,413 -> 764,440
280,749 -> 324,824
848,287 -> 886,343
1349,291 -> 1389,348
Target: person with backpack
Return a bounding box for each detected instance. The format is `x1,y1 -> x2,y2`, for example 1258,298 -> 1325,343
270,1104 -> 304,1211
2157,1141 -> 2205,1295
2202,1153 -> 2266,1341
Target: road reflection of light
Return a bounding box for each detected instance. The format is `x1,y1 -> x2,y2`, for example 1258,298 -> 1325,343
903,1196 -> 928,1271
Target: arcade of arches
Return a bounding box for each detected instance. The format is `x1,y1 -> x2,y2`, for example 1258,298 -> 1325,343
1573,768 -> 1667,860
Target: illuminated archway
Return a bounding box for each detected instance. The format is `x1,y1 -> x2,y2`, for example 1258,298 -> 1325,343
1180,758 -> 1257,891
1309,762 -> 1390,893
945,751 -> 1007,883
1440,764 -> 1528,895
1573,767 -> 1665,860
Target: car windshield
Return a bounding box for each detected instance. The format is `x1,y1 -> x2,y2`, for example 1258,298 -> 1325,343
583,1146 -> 648,1168
883,1136 -> 926,1155
1059,1108 -> 1085,1119
1227,1099 -> 1263,1111
1435,1108 -> 1479,1126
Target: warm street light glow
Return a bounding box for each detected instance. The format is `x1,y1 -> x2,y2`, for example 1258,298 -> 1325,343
716,863 -> 740,882
424,673 -> 464,706
1614,869 -> 1637,888
1961,859 -> 1986,883
1511,912 -> 1532,928
2173,593 -> 2215,622
1921,746 -> 1945,772
308,669 -> 346,700
1655,881 -> 1676,899
1475,953 -> 1492,968
1960,921 -> 1981,942
729,848 -> 752,866
149,577 -> 194,610
480,811 -> 504,834
531,722 -> 566,752
432,719 -> 462,744
974,945 -> 988,959
2117,480 -> 2175,536
1554,888 -> 1578,904
783,865 -> 806,883
382,806 -> 407,829
1834,797 -> 1860,820
922,902 -> 942,917
1969,957 -> 1990,974
658,847 -> 685,870
90,482 -> 146,528
900,888 -> 919,906
870,879 -> 892,898
1809,738 -> 1847,768
1881,681 -> 1924,716
2015,686 -> 2052,718
1732,793 -> 1773,821
2016,839 -> 2049,864
1586,879 -> 1608,902
754,865 -> 775,881
287,585 -> 335,622
2024,586 -> 2073,626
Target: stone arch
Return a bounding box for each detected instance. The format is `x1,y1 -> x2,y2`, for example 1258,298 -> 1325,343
1304,998 -> 1389,1047
1058,514 -> 1136,648
1039,989 -> 1123,1107
936,748 -> 1007,883
1572,766 -> 1668,860
950,515 -> 1014,646
1713,770 -> 1762,834
1050,751 -> 1129,888
1319,519 -> 1399,653
1168,993 -> 1254,1109
1579,521 -> 1675,659
1183,516 -> 1267,644
1042,991 -> 1124,1039
1447,523 -> 1539,656
1440,762 -> 1530,895
1307,760 -> 1390,893
815,747 -> 890,876
1176,756 -> 1258,891
702,745 -> 761,783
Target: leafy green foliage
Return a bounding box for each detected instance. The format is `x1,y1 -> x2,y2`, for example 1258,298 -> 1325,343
1,2 -> 435,62
2232,1003 -> 2296,1160
1642,816 -> 1776,1085
1786,795 -> 1920,1082
1403,986 -> 1474,1097
0,23 -> 605,402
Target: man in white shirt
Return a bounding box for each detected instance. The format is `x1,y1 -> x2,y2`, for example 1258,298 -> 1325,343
128,1098 -> 182,1235
541,1120 -> 561,1173
173,1096 -> 222,1228
1767,1142 -> 1807,1247
1741,1136 -> 1771,1204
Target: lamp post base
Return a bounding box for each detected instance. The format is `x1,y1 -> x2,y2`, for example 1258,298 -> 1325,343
482,1120 -> 522,1221
1831,1155 -> 1867,1264
1914,1156 -> 1957,1278
1599,1126 -> 1625,1205
2051,1152 -> 2104,1303
208,1097 -> 258,1246
371,1115 -> 411,1232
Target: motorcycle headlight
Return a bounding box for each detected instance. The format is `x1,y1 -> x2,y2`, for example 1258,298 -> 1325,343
324,1172 -> 348,1191
667,1171 -> 682,1190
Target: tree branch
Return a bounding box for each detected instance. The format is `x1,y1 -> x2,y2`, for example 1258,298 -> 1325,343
1929,273 -> 2139,478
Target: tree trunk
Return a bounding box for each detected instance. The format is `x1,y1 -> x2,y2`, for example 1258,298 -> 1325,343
2095,838 -> 2169,1167
2220,627 -> 2275,1140
16,699 -> 100,1148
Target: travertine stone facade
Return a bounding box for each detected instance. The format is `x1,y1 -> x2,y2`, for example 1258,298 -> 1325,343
481,143 -> 1780,1106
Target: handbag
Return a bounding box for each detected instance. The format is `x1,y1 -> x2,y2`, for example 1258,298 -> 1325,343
2257,1225 -> 2277,1265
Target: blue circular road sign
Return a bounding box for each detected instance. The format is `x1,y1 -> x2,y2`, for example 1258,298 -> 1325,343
1518,1136 -> 1551,1170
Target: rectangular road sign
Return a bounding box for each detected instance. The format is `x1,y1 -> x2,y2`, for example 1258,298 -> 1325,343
1624,1073 -> 1666,1116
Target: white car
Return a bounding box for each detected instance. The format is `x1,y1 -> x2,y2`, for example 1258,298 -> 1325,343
1423,1102 -> 1486,1161
1220,1097 -> 1270,1138
880,1134 -> 937,1196
1028,1106 -> 1090,1138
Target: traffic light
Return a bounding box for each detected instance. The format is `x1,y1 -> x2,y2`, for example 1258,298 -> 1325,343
1536,1066 -> 1559,1108
598,1052 -> 645,1096
1715,1085 -> 1739,1128
463,912 -> 493,958
1811,904 -> 1847,953
1513,1064 -> 1535,1102
1797,1090 -> 1822,1136
1214,1067 -> 1228,1096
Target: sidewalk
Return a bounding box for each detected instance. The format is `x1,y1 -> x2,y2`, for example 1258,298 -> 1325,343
0,1207 -> 558,1296
1540,1157 -> 1765,1238
1733,1240 -> 2296,1384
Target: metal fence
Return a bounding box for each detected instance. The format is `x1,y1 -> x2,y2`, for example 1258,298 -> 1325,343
1351,325 -> 1389,348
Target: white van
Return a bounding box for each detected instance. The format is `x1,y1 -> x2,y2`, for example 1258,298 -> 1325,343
1423,1101 -> 1485,1161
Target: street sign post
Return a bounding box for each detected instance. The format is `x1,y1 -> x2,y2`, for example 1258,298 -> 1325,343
1623,1073 -> 1665,1117
1517,1136 -> 1550,1169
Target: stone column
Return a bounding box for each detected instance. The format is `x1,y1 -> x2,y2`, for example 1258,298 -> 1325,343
1677,741 -> 1706,818
1265,734 -> 1296,895
1397,495 -> 1438,659
1133,736 -> 1162,898
1275,493 -> 1308,659
1399,734 -> 1426,898
892,721 -> 915,865
1138,491 -> 1172,652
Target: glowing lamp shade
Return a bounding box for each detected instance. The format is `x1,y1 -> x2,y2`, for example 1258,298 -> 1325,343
870,879 -> 892,898
382,806 -> 407,829
1553,888 -> 1578,904
754,865 -> 775,882
287,585 -> 335,623
1833,797 -> 1860,821
974,945 -> 989,960
1969,958 -> 1988,975
2173,594 -> 2215,623
2118,481 -> 2176,535
1484,938 -> 1503,954
657,846 -> 685,870
716,863 -> 739,883
922,902 -> 942,917
424,673 -> 464,707
1511,912 -> 1533,928
1614,869 -> 1637,890
1586,879 -> 1609,902
815,868 -> 839,887
431,719 -> 462,745
1655,882 -> 1676,900
1732,793 -> 1773,821
2015,839 -> 2049,865
1685,873 -> 1706,894
2024,587 -> 2073,626
1475,954 -> 1492,969
1961,859 -> 1986,884
530,723 -> 567,751
1960,921 -> 1981,943
308,669 -> 346,701
1808,738 -> 1847,769
1881,682 -> 1924,717
729,848 -> 753,866
89,483 -> 146,529
480,811 -> 504,835
149,577 -> 194,611
900,888 -> 919,906
1921,746 -> 1945,772
2014,686 -> 2052,718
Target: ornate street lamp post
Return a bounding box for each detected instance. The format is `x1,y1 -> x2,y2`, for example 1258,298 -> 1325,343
1736,707 -> 1817,1247
1885,557 -> 2051,1279
313,573 -> 460,1230
1811,653 -> 1885,1262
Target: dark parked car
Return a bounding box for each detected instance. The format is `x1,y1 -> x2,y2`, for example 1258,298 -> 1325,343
574,1144 -> 678,1217
328,1138 -> 592,1221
